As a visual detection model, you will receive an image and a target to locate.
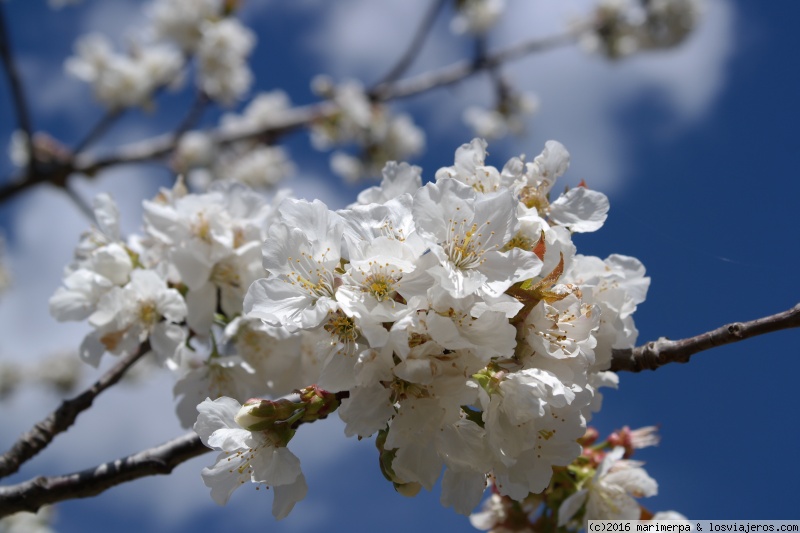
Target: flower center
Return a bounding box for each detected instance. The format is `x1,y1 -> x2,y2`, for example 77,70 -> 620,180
138,300 -> 159,327
324,311 -> 358,344
192,212 -> 213,244
503,233 -> 535,252
445,218 -> 495,269
285,251 -> 336,299
362,269 -> 398,302
212,261 -> 241,288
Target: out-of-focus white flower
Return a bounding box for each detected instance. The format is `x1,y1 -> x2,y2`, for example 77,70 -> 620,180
148,0 -> 225,51
583,0 -> 702,58
451,0 -> 506,35
8,130 -> 29,168
464,92 -> 539,140
0,361 -> 20,400
33,353 -> 84,394
221,90 -> 293,134
226,146 -> 295,188
174,131 -> 216,173
311,78 -> 425,181
197,18 -> 255,104
0,505 -> 56,533
65,34 -> 183,109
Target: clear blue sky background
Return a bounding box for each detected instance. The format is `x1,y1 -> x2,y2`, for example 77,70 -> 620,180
0,1 -> 798,532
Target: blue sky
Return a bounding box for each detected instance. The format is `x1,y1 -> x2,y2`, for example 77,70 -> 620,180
0,0 -> 798,531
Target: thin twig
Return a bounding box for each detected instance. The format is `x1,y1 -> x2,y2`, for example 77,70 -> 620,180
75,30 -> 586,173
371,27 -> 586,101
173,91 -> 210,141
0,28 -> 588,205
0,3 -> 36,178
371,0 -> 448,90
0,432 -> 206,517
62,183 -> 94,221
610,303 -> 800,372
0,342 -> 150,480
71,109 -> 123,156
74,101 -> 337,175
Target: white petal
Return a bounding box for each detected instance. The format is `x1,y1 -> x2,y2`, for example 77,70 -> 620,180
272,472 -> 308,520
440,468 -> 486,515
171,248 -> 213,291
316,345 -> 358,392
194,396 -> 243,447
338,385 -> 395,438
557,488 -> 588,526
150,322 -> 185,369
93,193 -> 120,240
549,187 -> 609,233
186,282 -> 217,334
605,468 -> 658,498
202,451 -> 247,505
78,332 -> 106,367
251,446 -> 302,487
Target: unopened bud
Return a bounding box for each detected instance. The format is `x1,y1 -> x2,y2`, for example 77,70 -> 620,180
235,398 -> 298,431
578,427 -> 599,446
298,385 -> 341,422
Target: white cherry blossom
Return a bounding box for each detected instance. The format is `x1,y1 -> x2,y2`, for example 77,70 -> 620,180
558,447 -> 658,527
195,397 -> 308,519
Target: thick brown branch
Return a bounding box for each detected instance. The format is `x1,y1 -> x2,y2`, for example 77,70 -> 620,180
0,390 -> 349,516
0,432 -> 207,517
610,303 -> 800,372
0,343 -> 150,480
0,303 -> 796,514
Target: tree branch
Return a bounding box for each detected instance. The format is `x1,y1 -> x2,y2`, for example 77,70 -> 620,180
73,101 -> 337,176
371,27 -> 586,101
610,303 -> 800,372
371,0 -> 447,89
0,25 -> 591,207
74,30 -> 585,173
71,109 -> 123,156
0,3 -> 35,179
0,343 -> 150,480
1,304 -> 797,514
0,432 -> 207,517
173,91 -> 210,141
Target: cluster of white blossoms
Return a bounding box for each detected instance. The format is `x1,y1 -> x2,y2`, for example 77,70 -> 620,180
50,137 -> 669,524
174,91 -> 296,190
464,91 -> 540,140
65,34 -> 183,109
311,76 -> 425,182
584,0 -> 702,58
470,425 -> 685,531
65,0 -> 255,108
